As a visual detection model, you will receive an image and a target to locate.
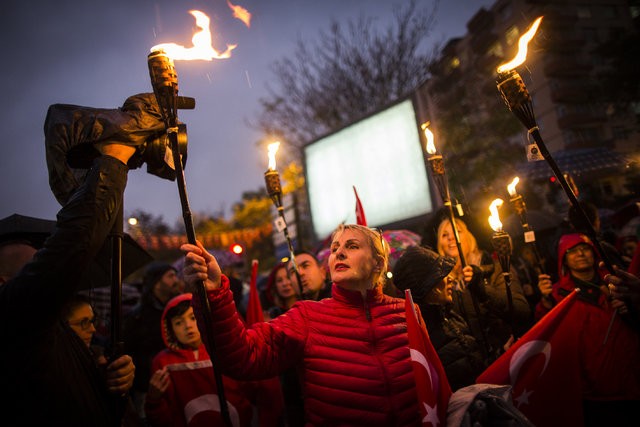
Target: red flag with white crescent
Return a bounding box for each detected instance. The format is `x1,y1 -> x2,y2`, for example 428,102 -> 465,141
245,259 -> 264,325
353,186 -> 367,226
405,290 -> 451,426
477,290 -> 582,426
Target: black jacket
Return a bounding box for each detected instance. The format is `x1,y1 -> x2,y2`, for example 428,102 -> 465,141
419,303 -> 486,391
0,156 -> 128,426
452,252 -> 531,363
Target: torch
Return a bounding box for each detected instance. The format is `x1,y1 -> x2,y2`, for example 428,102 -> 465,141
264,142 -> 303,296
507,176 -> 546,274
489,198 -> 514,329
147,49 -> 232,427
495,16 -> 614,273
422,122 -> 492,352
422,122 -> 466,267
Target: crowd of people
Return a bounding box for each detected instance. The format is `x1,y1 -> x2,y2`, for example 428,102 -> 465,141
1,112 -> 640,426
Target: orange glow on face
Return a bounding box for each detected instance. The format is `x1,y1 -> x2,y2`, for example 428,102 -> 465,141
151,10 -> 237,60
488,198 -> 504,232
267,142 -> 281,170
507,177 -> 520,197
421,122 -> 436,154
497,16 -> 543,73
227,0 -> 251,28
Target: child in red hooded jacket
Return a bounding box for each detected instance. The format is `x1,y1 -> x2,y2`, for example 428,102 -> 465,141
145,293 -> 283,427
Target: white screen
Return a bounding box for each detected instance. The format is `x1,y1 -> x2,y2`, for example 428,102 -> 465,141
304,99 -> 433,238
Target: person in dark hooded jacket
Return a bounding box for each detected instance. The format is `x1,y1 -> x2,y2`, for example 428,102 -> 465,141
0,144 -> 136,426
393,245 -> 486,391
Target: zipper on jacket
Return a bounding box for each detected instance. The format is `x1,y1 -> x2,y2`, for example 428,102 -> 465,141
363,297 -> 372,322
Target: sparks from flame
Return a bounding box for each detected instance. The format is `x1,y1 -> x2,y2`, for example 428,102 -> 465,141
267,142 -> 281,171
497,16 -> 543,73
151,10 -> 237,60
421,122 -> 436,154
507,177 -> 520,197
489,198 -> 504,232
227,0 -> 252,27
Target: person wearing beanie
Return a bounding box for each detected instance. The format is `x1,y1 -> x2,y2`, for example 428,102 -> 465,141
393,245 -> 486,391
123,262 -> 183,420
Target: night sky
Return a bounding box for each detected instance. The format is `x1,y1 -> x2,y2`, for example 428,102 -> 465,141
1,0 -> 493,227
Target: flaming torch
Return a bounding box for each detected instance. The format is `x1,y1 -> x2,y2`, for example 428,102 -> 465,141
489,198 -> 514,327
495,16 -> 614,273
507,177 -> 546,274
422,122 -> 466,267
147,10 -> 238,426
264,142 -> 302,296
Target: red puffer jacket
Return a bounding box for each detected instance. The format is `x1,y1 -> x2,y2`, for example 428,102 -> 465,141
200,276 -> 422,426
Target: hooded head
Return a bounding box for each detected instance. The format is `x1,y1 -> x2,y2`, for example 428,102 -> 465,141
161,293 -> 199,350
557,233 -> 597,277
393,245 -> 456,302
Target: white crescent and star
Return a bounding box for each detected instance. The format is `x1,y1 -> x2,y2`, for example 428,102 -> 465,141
508,340 -> 551,407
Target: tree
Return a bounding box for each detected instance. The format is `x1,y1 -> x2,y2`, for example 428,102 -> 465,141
231,189 -> 272,229
255,0 -> 440,150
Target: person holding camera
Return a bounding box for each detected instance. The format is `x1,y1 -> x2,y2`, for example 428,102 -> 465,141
0,143 -> 136,426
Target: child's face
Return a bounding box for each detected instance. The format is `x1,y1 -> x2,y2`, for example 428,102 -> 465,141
170,307 -> 201,350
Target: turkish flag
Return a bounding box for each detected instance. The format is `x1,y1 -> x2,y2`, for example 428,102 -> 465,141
353,185 -> 367,226
245,259 -> 264,325
405,290 -> 451,426
477,291 -> 583,426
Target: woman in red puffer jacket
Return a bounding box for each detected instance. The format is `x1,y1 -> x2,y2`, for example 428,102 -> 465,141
182,224 -> 431,426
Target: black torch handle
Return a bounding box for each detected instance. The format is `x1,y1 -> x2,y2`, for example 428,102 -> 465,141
503,272 -> 515,336
168,132 -> 232,427
446,202 -> 467,267
529,129 -> 614,274
109,204 -> 124,360
277,206 -> 303,297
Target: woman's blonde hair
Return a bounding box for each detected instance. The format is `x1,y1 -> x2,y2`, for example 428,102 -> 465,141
331,224 -> 390,288
436,218 -> 482,274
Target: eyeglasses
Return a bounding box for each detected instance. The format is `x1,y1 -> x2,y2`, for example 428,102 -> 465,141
68,317 -> 97,330
565,245 -> 592,256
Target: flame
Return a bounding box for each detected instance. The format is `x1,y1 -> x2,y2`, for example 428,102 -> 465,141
421,122 -> 436,154
488,198 -> 504,232
497,16 -> 543,73
151,10 -> 237,60
227,0 -> 251,28
267,142 -> 281,170
507,176 -> 520,197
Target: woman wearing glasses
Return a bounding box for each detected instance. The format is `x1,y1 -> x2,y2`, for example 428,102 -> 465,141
64,294 -> 106,363
181,224 -> 432,426
534,233 -> 610,320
